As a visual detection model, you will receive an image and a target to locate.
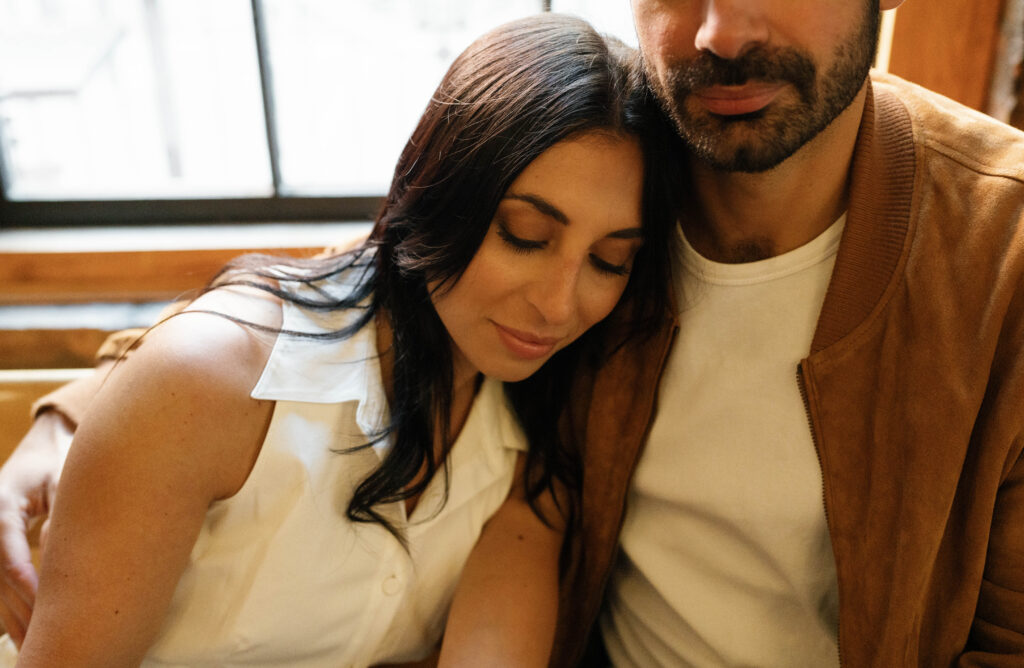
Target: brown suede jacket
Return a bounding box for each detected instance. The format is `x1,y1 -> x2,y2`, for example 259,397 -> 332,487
36,73 -> 1024,667
550,73 -> 1024,666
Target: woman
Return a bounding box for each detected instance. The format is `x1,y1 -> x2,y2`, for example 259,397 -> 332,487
12,13 -> 679,667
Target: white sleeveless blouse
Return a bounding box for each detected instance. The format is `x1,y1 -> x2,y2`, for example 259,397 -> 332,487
136,273 -> 528,666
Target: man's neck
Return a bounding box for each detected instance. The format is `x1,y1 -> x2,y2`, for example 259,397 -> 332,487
684,85 -> 867,264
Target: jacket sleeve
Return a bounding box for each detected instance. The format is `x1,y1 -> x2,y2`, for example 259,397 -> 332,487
959,276 -> 1024,664
30,360 -> 117,426
960,447 -> 1024,665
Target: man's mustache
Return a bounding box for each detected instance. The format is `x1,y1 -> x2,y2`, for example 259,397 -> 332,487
669,47 -> 817,99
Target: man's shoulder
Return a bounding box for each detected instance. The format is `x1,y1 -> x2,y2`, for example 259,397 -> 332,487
870,71 -> 1024,183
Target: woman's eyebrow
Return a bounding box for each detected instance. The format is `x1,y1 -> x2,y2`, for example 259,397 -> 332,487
503,193 -> 569,224
503,192 -> 643,239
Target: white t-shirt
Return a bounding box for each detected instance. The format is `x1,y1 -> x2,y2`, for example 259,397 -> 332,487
601,218 -> 845,667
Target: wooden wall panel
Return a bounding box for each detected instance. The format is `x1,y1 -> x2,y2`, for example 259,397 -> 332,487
0,329 -> 116,369
887,0 -> 1006,112
0,246 -> 322,304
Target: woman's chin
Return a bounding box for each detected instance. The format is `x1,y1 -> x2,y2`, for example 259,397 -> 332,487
480,359 -> 548,384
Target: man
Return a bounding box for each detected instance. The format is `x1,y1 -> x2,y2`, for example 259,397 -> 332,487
555,0 -> 1024,665
3,0 -> 1024,664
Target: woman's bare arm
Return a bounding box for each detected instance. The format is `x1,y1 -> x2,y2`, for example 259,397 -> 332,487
15,292 -> 277,667
0,242 -> 371,644
438,455 -> 566,668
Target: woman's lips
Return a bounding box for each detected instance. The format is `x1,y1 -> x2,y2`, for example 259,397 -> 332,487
493,322 -> 559,361
693,82 -> 786,116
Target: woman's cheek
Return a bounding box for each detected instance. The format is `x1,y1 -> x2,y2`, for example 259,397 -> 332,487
581,275 -> 630,330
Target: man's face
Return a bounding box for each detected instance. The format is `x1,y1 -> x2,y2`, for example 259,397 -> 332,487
633,0 -> 880,172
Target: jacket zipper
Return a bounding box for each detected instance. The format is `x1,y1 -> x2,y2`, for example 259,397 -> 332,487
797,361 -> 843,667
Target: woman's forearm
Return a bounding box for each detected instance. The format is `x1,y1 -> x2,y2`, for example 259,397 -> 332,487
438,462 -> 564,668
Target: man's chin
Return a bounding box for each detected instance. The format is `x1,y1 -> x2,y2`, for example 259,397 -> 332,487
692,147 -> 791,173
683,126 -> 791,173
679,103 -> 826,172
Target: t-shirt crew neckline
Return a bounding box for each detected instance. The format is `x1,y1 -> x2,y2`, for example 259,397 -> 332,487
679,213 -> 847,286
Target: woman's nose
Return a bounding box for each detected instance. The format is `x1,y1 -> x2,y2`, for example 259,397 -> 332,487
526,260 -> 579,327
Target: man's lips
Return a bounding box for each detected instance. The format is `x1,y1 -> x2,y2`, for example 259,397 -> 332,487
693,82 -> 786,116
492,322 -> 560,361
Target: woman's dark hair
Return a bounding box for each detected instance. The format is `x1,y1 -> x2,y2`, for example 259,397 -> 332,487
212,13 -> 682,542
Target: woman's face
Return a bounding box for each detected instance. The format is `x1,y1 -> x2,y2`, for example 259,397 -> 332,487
431,131 -> 646,383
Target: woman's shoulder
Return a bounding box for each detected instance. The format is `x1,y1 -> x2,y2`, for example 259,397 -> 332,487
154,285 -> 282,387
87,285 -> 283,498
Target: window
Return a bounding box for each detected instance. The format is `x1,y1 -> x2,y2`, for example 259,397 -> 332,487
0,0 -> 635,225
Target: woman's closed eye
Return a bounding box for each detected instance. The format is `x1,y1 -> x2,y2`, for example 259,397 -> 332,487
589,253 -> 631,276
496,217 -> 641,276
496,219 -> 547,252
590,238 -> 641,277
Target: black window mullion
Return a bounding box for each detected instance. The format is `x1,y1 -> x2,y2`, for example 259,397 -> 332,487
251,0 -> 284,196
0,107 -> 14,201
0,139 -> 10,204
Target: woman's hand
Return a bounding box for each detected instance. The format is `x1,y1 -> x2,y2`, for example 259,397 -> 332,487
0,410 -> 74,647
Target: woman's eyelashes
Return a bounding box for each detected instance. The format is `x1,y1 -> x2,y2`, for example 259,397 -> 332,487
496,219 -> 546,252
589,253 -> 631,277
495,219 -> 636,277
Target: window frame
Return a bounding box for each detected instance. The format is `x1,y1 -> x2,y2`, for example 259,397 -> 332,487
0,195 -> 385,226
0,0 -> 553,228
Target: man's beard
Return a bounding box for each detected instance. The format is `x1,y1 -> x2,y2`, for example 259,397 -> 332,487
647,6 -> 880,173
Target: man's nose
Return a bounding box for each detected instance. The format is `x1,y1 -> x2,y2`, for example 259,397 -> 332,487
694,0 -> 770,60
